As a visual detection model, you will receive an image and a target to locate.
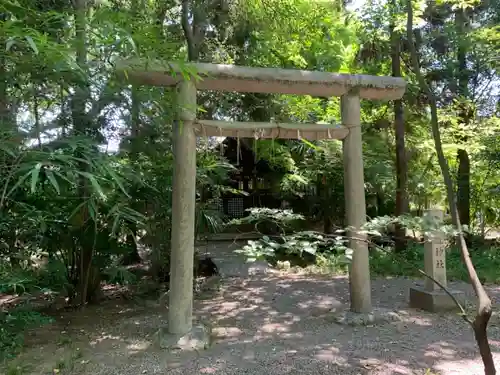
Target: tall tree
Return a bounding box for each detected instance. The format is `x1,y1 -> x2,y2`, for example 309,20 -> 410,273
390,0 -> 408,252
455,6 -> 472,229
71,0 -> 99,305
407,1 -> 495,373
121,0 -> 143,265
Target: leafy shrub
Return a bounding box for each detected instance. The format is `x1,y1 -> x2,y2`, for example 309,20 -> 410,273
370,244 -> 424,277
447,245 -> 500,283
235,231 -> 352,268
0,266 -> 38,295
101,265 -> 137,285
232,208 -> 500,284
229,208 -> 305,235
0,257 -> 77,297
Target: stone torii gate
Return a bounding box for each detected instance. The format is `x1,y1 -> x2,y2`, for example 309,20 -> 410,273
116,60 -> 406,336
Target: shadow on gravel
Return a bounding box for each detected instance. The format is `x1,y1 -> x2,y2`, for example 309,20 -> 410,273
4,240 -> 500,375
188,272 -> 500,375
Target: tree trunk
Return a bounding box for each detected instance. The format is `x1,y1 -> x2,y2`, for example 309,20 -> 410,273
123,0 -> 142,266
33,87 -> 42,148
323,214 -> 334,234
181,0 -> 202,61
0,13 -> 8,131
457,148 -> 471,227
407,2 -> 495,374
72,0 -> 97,306
455,8 -> 471,229
390,1 -> 408,252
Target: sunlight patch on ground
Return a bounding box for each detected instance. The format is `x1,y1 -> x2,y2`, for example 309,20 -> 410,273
211,326 -> 244,343
424,341 -> 460,361
401,314 -> 434,326
90,333 -> 122,345
200,366 -> 219,373
380,362 -> 413,374
126,340 -> 151,354
298,295 -> 340,310
315,345 -> 341,361
434,353 -> 500,375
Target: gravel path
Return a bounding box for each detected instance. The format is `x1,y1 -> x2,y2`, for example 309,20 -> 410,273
12,241 -> 500,374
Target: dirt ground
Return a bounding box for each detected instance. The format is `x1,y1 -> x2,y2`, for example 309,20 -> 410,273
4,241 -> 500,375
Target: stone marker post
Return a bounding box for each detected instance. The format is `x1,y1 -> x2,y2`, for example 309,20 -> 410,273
423,209 -> 447,291
409,209 -> 465,312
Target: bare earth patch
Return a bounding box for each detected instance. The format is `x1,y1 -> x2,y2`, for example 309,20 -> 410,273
4,241 -> 500,375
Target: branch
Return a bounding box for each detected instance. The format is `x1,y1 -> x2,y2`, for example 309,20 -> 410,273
418,269 -> 472,325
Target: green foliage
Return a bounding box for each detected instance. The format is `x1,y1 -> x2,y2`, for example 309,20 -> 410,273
0,0 -> 499,362
235,231 -> 352,268
0,259 -> 67,295
0,309 -> 53,360
0,132 -> 145,303
101,265 -> 137,285
233,209 -> 500,283
241,0 -> 355,71
229,208 -> 305,234
371,242 -> 500,284
0,266 -> 38,295
232,208 -> 352,266
235,209 -> 500,284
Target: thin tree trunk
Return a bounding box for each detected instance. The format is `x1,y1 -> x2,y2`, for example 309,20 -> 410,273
455,8 -> 471,229
122,0 -> 142,266
390,0 -> 408,252
457,148 -> 470,227
72,0 -> 96,306
121,83 -> 142,265
181,0 -> 211,62
60,83 -> 68,137
0,13 -> 9,132
406,2 -> 495,374
33,87 -> 42,148
181,0 -> 198,61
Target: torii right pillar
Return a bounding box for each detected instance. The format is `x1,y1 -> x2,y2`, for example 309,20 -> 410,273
341,91 -> 372,313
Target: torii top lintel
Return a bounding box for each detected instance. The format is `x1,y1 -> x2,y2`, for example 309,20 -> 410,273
116,59 -> 406,101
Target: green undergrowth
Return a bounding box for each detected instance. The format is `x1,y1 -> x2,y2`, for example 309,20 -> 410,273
0,257 -> 137,362
371,242 -> 500,283
0,260 -> 68,360
0,309 -> 54,362
235,231 -> 500,284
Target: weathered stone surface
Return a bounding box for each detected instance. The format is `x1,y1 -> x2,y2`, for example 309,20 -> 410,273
116,59 -> 407,100
324,307 -> 402,326
168,79 -> 197,335
409,286 -> 466,312
408,210 -> 468,313
152,323 -> 211,351
342,93 -> 371,313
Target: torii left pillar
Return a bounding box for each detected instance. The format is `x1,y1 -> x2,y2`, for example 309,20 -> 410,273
168,79 -> 197,334
341,91 -> 372,313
